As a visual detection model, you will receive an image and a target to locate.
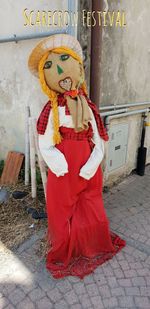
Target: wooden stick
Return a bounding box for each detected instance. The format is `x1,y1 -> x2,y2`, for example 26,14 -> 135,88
29,117 -> 36,199
31,118 -> 47,199
25,106 -> 30,185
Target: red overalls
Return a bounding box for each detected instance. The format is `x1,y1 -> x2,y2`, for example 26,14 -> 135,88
45,124 -> 126,279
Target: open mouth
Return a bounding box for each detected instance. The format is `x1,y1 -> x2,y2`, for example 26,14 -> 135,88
59,77 -> 72,91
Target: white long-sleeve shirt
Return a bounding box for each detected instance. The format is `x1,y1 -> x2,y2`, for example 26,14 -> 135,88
38,105 -> 105,179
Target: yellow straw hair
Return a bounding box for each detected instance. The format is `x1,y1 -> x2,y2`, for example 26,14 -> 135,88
38,51 -> 61,144
38,47 -> 88,144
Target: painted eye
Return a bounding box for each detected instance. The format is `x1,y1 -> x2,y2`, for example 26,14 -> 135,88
60,54 -> 70,61
44,61 -> 52,69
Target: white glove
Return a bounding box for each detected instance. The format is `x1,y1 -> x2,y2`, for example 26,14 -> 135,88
79,142 -> 104,180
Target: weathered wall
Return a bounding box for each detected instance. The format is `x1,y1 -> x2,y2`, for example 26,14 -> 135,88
0,0 -> 71,159
100,0 -> 150,186
0,0 -> 150,187
101,0 -> 150,105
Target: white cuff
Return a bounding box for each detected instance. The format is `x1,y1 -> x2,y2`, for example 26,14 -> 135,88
39,137 -> 68,177
79,106 -> 105,180
79,140 -> 104,180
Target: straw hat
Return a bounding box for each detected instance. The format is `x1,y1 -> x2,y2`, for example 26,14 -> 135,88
28,33 -> 83,77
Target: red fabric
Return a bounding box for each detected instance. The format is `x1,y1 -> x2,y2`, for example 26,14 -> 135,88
64,89 -> 79,98
36,101 -> 51,135
36,92 -> 109,141
60,123 -> 93,140
45,126 -> 126,279
60,124 -> 95,150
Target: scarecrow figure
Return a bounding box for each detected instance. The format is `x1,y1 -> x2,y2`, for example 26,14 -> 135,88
28,34 -> 126,279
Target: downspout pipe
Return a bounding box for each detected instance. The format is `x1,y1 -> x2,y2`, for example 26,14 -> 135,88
105,108 -> 150,131
90,0 -> 103,107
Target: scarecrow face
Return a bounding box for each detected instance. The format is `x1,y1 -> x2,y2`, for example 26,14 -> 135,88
43,52 -> 84,93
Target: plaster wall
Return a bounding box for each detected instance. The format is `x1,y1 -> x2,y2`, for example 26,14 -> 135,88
100,0 -> 150,185
0,0 -> 71,159
0,0 -> 150,187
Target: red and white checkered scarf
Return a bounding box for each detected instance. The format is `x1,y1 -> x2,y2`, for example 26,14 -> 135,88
37,91 -> 109,142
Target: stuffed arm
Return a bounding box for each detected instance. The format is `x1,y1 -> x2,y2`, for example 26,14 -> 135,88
38,109 -> 68,177
79,107 -> 105,180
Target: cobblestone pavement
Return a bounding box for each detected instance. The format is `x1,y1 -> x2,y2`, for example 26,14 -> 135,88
0,165 -> 150,309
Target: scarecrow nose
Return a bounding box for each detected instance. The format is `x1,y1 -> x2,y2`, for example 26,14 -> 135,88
57,65 -> 64,75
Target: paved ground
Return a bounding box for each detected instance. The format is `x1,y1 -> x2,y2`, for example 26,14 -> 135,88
0,165 -> 150,309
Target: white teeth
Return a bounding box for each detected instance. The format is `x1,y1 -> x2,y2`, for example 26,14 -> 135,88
59,77 -> 72,91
